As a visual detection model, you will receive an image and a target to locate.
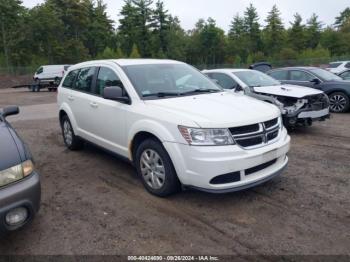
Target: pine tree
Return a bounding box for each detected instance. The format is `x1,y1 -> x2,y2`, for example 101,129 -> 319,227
118,0 -> 138,56
151,1 -> 170,55
243,4 -> 261,54
288,13 -> 306,51
263,5 -> 285,56
306,13 -> 323,49
132,0 -> 153,57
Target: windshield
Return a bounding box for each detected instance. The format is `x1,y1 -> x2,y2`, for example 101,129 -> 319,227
310,68 -> 342,81
232,70 -> 280,87
122,63 -> 222,99
328,63 -> 342,68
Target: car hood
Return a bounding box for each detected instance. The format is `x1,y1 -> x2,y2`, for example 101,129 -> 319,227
253,84 -> 323,98
144,92 -> 280,128
0,122 -> 22,171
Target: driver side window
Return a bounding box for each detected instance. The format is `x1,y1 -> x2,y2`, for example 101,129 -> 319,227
210,73 -> 238,90
95,67 -> 124,96
290,70 -> 314,81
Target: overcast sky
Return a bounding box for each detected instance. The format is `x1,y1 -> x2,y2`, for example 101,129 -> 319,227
22,0 -> 349,31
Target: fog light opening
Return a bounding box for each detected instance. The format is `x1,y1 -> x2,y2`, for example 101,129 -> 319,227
5,207 -> 28,226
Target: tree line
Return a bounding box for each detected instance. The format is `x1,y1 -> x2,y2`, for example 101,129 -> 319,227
0,0 -> 350,69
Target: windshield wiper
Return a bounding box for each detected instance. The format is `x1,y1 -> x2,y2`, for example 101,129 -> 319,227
181,88 -> 221,95
143,92 -> 182,98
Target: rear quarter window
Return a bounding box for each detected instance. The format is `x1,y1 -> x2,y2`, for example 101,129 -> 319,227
62,70 -> 79,88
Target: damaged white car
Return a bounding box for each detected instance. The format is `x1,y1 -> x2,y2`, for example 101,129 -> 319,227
203,69 -> 330,128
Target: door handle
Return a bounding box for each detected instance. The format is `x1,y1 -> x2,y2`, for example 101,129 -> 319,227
68,95 -> 74,101
90,102 -> 98,108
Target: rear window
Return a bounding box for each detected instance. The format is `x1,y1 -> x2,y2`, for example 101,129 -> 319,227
62,70 -> 79,88
328,63 -> 342,68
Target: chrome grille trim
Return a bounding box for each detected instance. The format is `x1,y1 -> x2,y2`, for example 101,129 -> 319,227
230,118 -> 281,149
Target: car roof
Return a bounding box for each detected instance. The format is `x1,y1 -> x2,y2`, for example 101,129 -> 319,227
269,66 -> 320,71
203,68 -> 250,73
69,59 -> 184,70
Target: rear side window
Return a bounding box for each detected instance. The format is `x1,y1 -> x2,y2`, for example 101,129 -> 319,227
64,65 -> 71,71
290,70 -> 314,81
62,70 -> 79,88
95,67 -> 124,96
74,67 -> 96,93
345,63 -> 350,69
269,70 -> 288,80
210,73 -> 237,89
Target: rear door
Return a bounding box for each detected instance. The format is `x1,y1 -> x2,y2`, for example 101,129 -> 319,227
68,67 -> 98,140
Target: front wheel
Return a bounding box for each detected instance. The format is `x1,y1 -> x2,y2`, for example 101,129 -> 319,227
60,115 -> 84,150
329,92 -> 350,113
135,139 -> 181,197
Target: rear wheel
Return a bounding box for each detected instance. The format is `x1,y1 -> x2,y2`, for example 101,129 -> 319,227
329,92 -> 350,113
135,138 -> 181,197
60,115 -> 84,150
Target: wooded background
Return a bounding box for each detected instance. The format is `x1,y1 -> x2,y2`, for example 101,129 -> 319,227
0,0 -> 350,74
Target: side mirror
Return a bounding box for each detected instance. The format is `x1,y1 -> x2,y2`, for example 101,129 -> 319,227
2,106 -> 19,118
310,78 -> 321,85
103,86 -> 130,104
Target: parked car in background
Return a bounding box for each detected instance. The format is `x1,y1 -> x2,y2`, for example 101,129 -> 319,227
203,69 -> 330,128
58,59 -> 290,196
338,69 -> 350,80
34,65 -> 71,84
267,67 -> 350,113
0,106 -> 40,235
326,61 -> 350,74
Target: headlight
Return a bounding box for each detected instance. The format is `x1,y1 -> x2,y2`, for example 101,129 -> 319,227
0,160 -> 34,187
179,126 -> 235,146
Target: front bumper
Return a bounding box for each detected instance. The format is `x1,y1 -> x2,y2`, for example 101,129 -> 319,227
164,128 -> 290,192
0,172 -> 41,233
297,107 -> 330,119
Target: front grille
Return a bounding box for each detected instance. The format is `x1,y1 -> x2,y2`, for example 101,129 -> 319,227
245,159 -> 277,176
264,118 -> 278,129
229,124 -> 260,135
236,136 -> 263,147
230,118 -> 280,149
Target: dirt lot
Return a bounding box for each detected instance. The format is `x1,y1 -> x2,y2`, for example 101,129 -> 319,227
0,88 -> 349,256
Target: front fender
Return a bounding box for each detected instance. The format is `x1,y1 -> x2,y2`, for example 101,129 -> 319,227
128,119 -> 180,145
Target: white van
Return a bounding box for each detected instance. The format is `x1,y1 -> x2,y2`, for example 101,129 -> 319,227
34,65 -> 71,83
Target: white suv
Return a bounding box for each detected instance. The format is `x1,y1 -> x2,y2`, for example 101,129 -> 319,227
57,59 -> 290,196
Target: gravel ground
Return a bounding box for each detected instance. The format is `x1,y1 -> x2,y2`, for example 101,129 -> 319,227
0,89 -> 349,256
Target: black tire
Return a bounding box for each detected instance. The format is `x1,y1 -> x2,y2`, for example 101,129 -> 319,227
60,115 -> 84,150
329,92 -> 350,113
135,138 -> 181,197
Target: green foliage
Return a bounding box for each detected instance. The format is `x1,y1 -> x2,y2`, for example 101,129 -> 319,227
0,1 -> 350,70
263,5 -> 285,56
129,44 -> 141,58
96,47 -> 125,59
